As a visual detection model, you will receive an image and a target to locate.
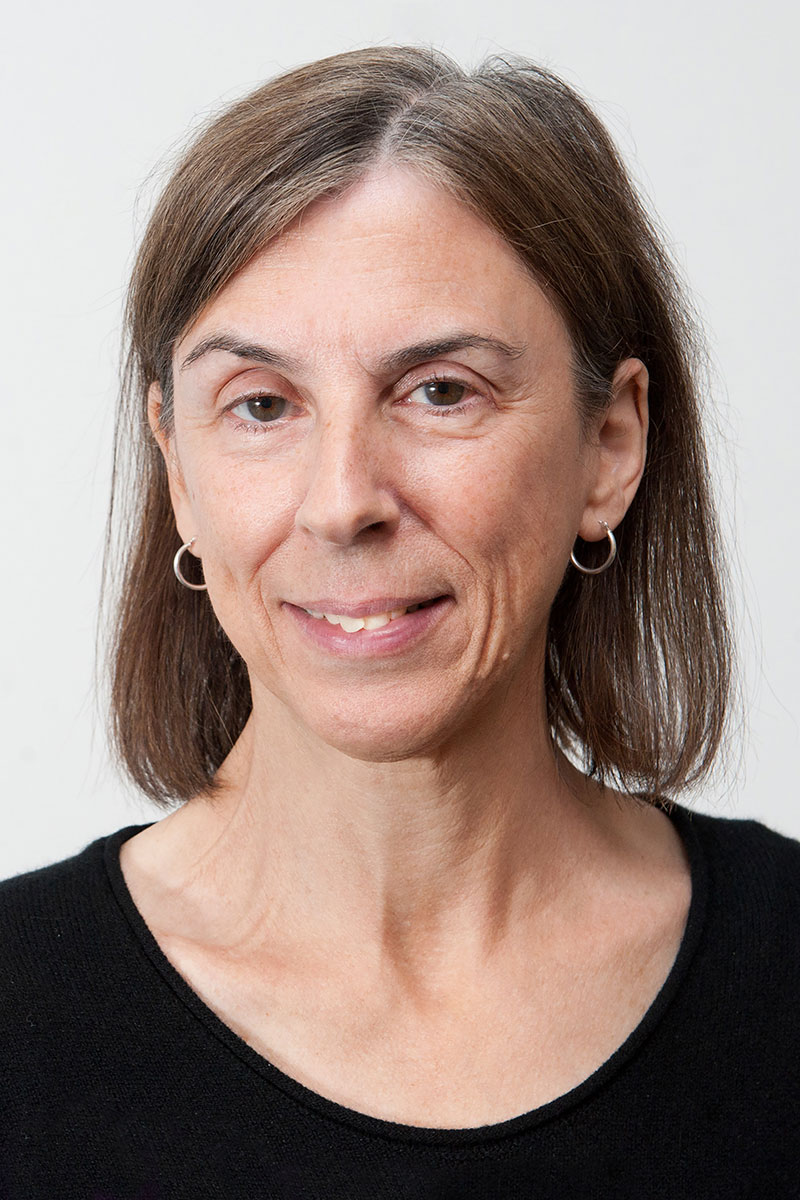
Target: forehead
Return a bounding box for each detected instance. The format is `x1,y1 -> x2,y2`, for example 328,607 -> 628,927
178,165 -> 571,366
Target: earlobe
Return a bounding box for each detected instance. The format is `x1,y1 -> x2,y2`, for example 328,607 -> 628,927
578,357 -> 649,541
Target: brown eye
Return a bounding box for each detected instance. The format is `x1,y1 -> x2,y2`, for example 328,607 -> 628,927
232,395 -> 288,423
421,380 -> 468,406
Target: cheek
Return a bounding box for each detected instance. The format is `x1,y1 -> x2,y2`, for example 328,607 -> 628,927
434,428 -> 586,589
185,453 -> 293,563
180,453 -> 296,659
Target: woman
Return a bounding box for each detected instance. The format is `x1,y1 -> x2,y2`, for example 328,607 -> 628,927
2,45 -> 798,1198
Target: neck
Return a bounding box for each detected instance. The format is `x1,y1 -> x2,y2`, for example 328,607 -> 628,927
143,674 -> 633,999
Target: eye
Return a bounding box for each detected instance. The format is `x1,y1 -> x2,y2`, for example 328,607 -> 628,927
407,378 -> 476,413
230,394 -> 290,424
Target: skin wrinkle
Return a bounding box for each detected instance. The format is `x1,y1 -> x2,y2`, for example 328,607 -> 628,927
101,44 -> 728,1116
140,164 -> 652,993
179,331 -> 527,378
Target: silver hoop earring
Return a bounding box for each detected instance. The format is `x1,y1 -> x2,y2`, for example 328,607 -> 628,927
173,538 -> 208,591
570,521 -> 617,575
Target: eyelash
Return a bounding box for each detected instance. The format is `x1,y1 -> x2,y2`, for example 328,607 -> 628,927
225,373 -> 483,433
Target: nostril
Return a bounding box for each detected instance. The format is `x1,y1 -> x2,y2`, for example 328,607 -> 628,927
294,474 -> 401,544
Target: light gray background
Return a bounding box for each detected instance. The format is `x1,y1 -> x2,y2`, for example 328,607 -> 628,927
2,0 -> 798,878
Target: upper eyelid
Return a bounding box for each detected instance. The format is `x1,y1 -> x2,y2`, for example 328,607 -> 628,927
225,367 -> 484,406
227,379 -> 480,426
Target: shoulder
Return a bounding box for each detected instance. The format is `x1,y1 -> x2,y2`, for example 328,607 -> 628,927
0,836 -> 103,979
0,822 -> 154,903
675,803 -> 800,992
0,830 -> 110,920
680,803 -> 800,896
0,826 -> 156,1152
0,826 -> 149,1001
0,825 -> 156,1087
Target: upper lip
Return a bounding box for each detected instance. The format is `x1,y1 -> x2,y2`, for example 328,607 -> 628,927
285,594 -> 447,618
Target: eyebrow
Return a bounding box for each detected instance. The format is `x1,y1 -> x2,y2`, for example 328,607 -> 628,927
380,334 -> 526,374
180,333 -> 301,373
178,331 -> 527,375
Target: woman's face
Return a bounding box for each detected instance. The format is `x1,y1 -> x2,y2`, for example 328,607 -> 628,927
155,166 -> 646,759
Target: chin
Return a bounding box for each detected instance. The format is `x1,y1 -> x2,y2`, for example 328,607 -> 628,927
296,692 -> 466,763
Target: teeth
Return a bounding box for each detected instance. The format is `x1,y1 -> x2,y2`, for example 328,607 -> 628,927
363,613 -> 392,630
302,599 -> 439,632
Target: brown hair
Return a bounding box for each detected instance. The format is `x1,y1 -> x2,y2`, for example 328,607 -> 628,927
106,44 -> 734,808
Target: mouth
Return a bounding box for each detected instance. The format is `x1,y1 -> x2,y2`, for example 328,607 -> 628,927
283,594 -> 452,654
299,596 -> 443,633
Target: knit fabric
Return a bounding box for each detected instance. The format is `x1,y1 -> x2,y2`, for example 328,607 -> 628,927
1,802 -> 799,1199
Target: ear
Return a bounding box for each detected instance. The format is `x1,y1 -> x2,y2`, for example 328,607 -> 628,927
577,358 -> 649,542
148,381 -> 199,553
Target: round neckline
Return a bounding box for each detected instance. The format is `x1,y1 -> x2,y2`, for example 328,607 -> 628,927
102,799 -> 708,1147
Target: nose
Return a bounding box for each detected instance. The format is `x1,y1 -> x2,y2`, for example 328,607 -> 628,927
294,414 -> 401,545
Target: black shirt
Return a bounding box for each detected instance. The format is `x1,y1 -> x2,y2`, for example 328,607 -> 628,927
2,801 -> 799,1199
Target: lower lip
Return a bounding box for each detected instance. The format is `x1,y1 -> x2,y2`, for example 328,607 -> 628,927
283,597 -> 453,658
